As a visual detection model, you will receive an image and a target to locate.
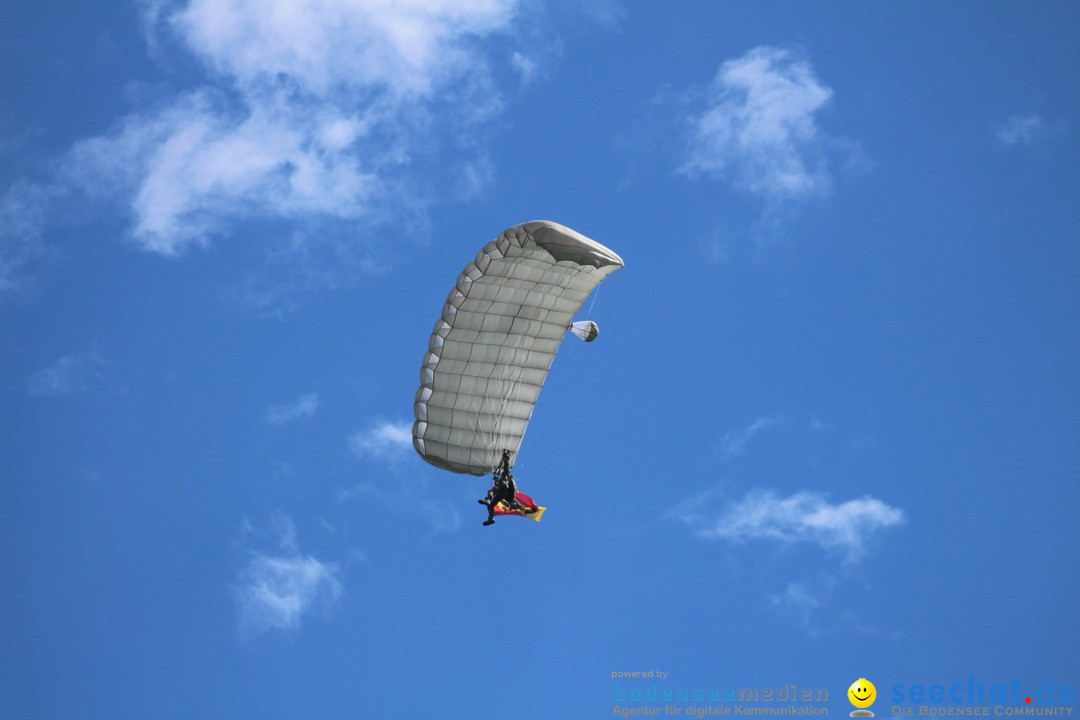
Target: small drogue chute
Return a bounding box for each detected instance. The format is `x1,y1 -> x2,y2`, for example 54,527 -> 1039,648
569,320 -> 600,342
412,220 -> 623,479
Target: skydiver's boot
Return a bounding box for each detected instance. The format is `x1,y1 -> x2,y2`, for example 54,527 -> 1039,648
483,518 -> 495,526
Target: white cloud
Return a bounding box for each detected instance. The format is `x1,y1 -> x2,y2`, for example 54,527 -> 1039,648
264,392 -> 319,426
671,488 -> 905,562
680,46 -> 836,203
171,0 -> 515,96
772,581 -> 819,610
234,514 -> 342,634
349,420 -> 413,462
511,51 -> 539,86
62,86 -> 382,256
236,553 -> 342,633
718,415 -> 782,461
344,419 -> 460,534
26,349 -> 111,396
996,114 -> 1047,147
60,0 -> 520,256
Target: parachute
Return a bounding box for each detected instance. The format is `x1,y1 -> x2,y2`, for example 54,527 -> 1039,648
569,320 -> 600,342
412,220 -> 623,476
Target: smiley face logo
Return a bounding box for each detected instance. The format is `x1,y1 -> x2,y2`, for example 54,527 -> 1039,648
848,678 -> 876,709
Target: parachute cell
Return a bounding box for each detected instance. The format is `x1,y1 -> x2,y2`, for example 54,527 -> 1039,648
412,221 -> 623,476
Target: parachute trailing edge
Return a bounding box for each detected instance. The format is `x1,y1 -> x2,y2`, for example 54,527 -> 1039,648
412,220 -> 623,476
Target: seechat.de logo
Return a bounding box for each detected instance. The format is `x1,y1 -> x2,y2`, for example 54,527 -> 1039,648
849,678 -> 877,717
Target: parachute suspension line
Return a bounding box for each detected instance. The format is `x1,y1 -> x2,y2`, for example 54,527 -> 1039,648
585,280 -> 610,322
564,325 -> 579,358
484,355 -> 525,468
467,400 -> 492,472
566,283 -> 609,351
463,378 -> 500,473
466,326 -> 529,470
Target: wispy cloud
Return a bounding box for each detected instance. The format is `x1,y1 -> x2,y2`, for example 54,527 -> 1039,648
768,576 -> 896,638
26,349 -> 112,396
345,419 -> 460,535
168,0 -> 516,99
511,51 -> 540,87
995,114 -> 1049,147
770,581 -> 821,633
234,514 -> 342,635
772,581 -> 819,609
341,481 -> 461,536
236,554 -> 342,634
718,414 -> 783,461
563,0 -> 625,31
679,46 -> 842,204
58,0 -> 520,257
264,392 -> 318,426
349,420 -> 413,463
1,180 -> 56,299
671,488 -> 905,563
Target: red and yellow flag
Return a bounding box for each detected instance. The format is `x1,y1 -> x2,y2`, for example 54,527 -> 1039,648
492,492 -> 546,522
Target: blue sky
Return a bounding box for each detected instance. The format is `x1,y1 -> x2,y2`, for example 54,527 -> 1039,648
2,1 -> 1078,718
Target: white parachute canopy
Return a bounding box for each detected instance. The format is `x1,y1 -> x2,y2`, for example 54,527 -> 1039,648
412,221 -> 623,476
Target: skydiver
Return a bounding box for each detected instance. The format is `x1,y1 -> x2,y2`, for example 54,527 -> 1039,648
478,449 -> 511,508
479,450 -> 517,525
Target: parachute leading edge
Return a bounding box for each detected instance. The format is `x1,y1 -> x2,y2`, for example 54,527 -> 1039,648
412,220 -> 623,476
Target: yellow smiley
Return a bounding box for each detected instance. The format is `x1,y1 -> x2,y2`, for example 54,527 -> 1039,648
848,678 -> 876,709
